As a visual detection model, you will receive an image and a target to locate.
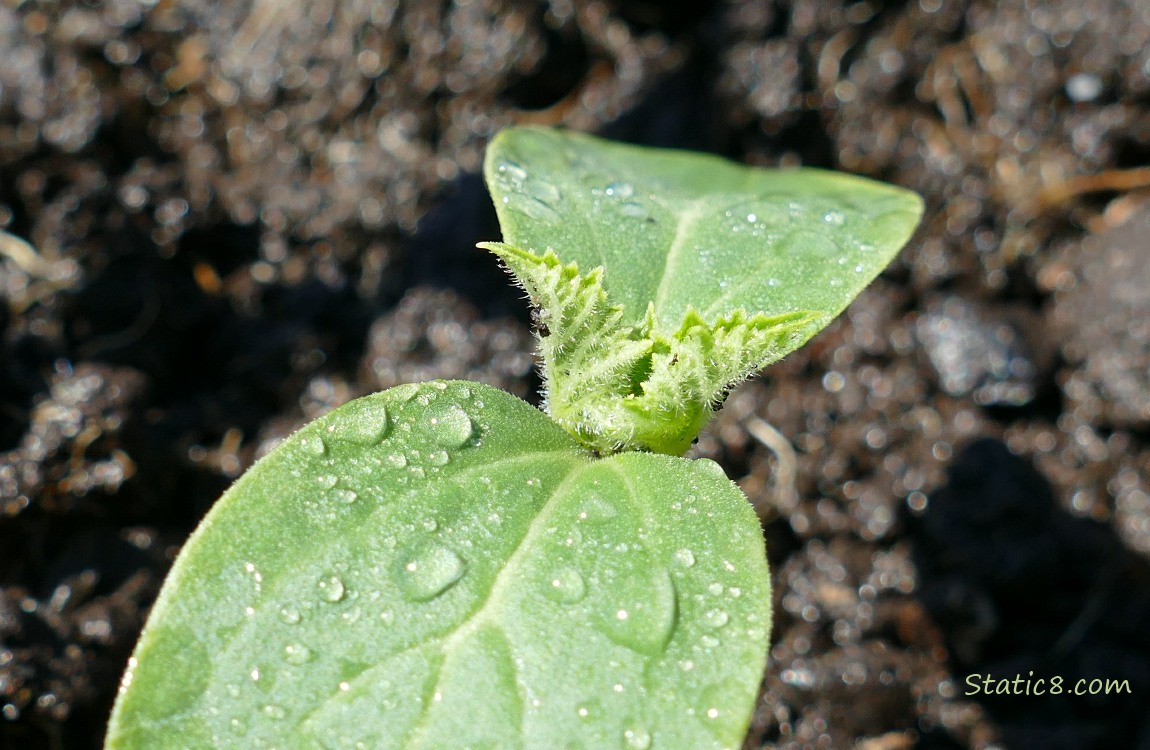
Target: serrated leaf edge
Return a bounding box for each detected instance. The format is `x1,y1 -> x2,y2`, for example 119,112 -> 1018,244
479,242 -> 819,455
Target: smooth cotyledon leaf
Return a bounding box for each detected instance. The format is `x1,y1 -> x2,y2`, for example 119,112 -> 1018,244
482,127 -> 923,454
105,381 -> 771,750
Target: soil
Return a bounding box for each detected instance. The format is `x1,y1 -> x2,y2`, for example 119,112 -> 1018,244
3,1 -> 1150,748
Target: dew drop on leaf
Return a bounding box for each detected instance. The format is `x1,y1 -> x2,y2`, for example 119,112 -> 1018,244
575,699 -> 600,720
331,488 -> 358,505
386,453 -> 408,469
278,606 -> 301,625
284,643 -> 312,665
673,548 -> 696,568
318,576 -> 346,603
604,181 -> 634,198
261,704 -> 286,720
543,567 -> 586,604
704,609 -> 730,629
623,724 -> 652,749
390,383 -> 420,403
695,458 -> 728,480
301,437 -> 326,455
426,404 -> 473,448
497,161 -> 528,182
514,196 -> 561,223
823,209 -> 846,226
541,182 -> 566,205
427,450 -> 449,466
336,404 -> 390,445
619,201 -> 647,219
393,545 -> 467,602
576,494 -> 618,522
596,569 -> 676,656
698,681 -> 741,741
317,475 -> 338,489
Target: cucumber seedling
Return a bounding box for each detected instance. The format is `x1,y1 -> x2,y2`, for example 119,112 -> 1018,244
106,127 -> 922,749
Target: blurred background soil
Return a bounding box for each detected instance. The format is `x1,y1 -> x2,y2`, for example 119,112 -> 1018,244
3,0 -> 1150,748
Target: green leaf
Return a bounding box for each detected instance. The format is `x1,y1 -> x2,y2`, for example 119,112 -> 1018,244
483,127 -> 923,454
106,382 -> 772,750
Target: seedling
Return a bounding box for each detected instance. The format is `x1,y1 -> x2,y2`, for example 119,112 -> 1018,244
105,127 -> 921,749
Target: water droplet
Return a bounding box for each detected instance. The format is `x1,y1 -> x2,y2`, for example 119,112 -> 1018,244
284,643 -> 312,665
261,704 -> 286,720
700,634 -> 720,648
575,700 -> 600,719
605,181 -> 634,198
854,263 -> 864,273
623,725 -> 652,749
278,607 -> 301,625
673,548 -> 696,567
543,568 -> 586,604
497,161 -> 527,182
339,404 -> 390,444
704,609 -> 730,629
386,453 -> 408,468
527,180 -> 561,204
768,277 -> 781,287
514,196 -> 561,222
619,201 -> 647,218
426,404 -> 473,448
318,576 -> 346,603
698,682 -> 739,740
695,458 -> 728,480
331,488 -> 358,504
823,209 -> 846,226
389,383 -> 420,402
421,517 -> 438,532
597,569 -> 677,656
746,213 -> 758,223
394,544 -> 467,602
301,437 -> 326,455
317,475 -> 338,489
427,450 -> 449,466
577,494 -> 618,522
707,582 -> 723,596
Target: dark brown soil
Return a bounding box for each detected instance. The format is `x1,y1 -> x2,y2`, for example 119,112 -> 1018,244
3,1 -> 1150,748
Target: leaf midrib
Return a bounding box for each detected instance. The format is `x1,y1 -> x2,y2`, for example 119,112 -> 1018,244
204,448 -> 582,740
399,456 -> 591,749
650,198 -> 709,324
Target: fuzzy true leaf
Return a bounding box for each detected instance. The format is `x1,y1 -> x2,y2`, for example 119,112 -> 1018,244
481,243 -> 817,455
483,127 -> 923,454
105,382 -> 772,750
